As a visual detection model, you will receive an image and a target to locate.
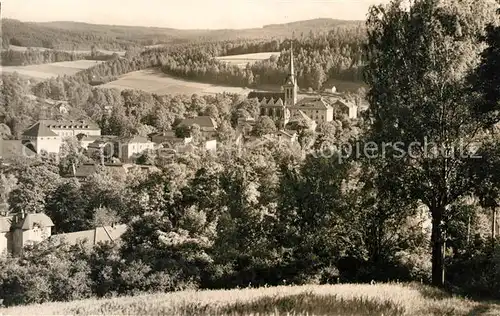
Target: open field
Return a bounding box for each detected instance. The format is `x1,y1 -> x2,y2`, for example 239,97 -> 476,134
1,60 -> 104,79
100,68 -> 252,95
8,45 -> 126,56
216,52 -> 281,69
1,283 -> 499,316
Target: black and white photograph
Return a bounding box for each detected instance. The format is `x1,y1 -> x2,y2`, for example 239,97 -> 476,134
1,0 -> 500,315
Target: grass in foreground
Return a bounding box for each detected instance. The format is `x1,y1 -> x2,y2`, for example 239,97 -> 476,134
1,283 -> 500,316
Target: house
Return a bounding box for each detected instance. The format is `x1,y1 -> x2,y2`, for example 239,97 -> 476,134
276,130 -> 298,143
178,116 -> 218,139
0,212 -> 54,256
149,131 -> 193,146
21,119 -> 101,155
333,99 -> 358,119
289,97 -> 333,124
286,110 -> 317,132
114,136 -> 155,162
77,135 -> 116,149
38,119 -> 101,137
21,122 -> 62,154
0,211 -> 127,256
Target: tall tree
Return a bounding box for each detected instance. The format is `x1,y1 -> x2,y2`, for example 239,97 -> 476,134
364,0 -> 497,286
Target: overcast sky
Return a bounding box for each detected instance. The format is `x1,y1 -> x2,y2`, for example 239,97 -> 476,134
3,0 -> 388,29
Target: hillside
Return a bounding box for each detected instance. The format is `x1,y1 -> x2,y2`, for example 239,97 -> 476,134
1,18 -> 364,50
1,283 -> 499,316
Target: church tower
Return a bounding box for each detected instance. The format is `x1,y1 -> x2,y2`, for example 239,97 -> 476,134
282,41 -> 298,107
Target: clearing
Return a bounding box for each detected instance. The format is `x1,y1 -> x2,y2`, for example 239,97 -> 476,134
100,68 -> 252,95
216,52 -> 281,69
1,60 -> 104,80
1,283 -> 499,316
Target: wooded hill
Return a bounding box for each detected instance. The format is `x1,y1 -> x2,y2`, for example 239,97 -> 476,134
1,18 -> 363,50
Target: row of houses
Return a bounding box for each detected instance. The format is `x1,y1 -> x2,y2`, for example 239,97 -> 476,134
16,116 -> 219,163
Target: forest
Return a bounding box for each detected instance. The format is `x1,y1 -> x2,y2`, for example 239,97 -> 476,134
0,0 -> 500,309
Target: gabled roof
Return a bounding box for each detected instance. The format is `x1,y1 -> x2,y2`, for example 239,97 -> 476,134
40,119 -> 100,131
278,129 -> 297,138
22,122 -> 58,137
0,216 -> 12,233
334,99 -> 357,109
118,136 -> 152,144
15,213 -> 54,230
180,116 -> 217,130
292,110 -> 314,123
0,139 -> 36,159
293,97 -> 332,109
51,224 -> 127,246
70,163 -> 125,179
248,91 -> 285,103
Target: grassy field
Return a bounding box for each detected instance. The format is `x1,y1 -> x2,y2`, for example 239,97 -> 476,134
216,52 -> 281,69
1,60 -> 104,80
1,283 -> 499,316
100,68 -> 252,95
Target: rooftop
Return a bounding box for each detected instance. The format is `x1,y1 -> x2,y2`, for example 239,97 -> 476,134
14,213 -> 54,230
0,139 -> 37,158
180,116 -> 218,130
293,97 -> 332,109
22,122 -> 58,137
40,119 -> 100,131
51,224 -> 127,246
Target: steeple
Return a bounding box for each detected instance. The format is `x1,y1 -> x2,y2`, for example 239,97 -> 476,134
289,41 -> 295,84
282,38 -> 298,108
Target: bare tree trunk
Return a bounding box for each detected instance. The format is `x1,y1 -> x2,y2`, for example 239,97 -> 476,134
431,206 -> 445,287
493,206 -> 497,247
467,215 -> 471,247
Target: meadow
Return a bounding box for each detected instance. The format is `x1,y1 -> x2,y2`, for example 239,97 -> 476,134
100,68 -> 253,95
1,283 -> 499,316
1,60 -> 105,80
216,52 -> 281,69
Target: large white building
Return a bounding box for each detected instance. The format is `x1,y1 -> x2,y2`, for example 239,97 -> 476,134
21,120 -> 101,155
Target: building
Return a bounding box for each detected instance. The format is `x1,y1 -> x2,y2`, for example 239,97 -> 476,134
21,119 -> 101,155
0,212 -> 127,256
78,135 -> 117,150
0,212 -> 54,256
178,116 -> 218,139
248,42 -> 358,130
333,99 -> 358,119
114,136 -> 155,163
289,97 -> 334,124
38,119 -> 101,137
21,122 -> 62,154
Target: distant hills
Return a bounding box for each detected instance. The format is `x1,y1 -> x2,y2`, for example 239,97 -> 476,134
1,18 -> 364,51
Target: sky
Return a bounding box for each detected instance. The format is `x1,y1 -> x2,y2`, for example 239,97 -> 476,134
2,0 -> 388,29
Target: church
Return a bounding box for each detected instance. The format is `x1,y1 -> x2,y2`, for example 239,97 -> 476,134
248,43 -> 349,130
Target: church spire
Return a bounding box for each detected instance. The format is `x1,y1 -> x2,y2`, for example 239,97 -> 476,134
289,41 -> 295,83
288,39 -> 296,85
